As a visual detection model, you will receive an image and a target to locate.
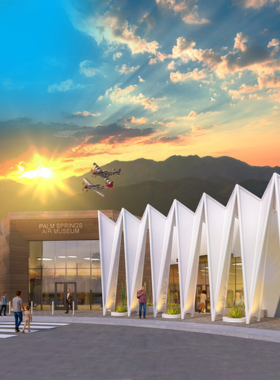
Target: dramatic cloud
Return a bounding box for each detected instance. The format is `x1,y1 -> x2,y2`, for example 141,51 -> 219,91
74,123 -> 155,145
72,111 -> 101,117
118,64 -> 140,74
138,75 -> 145,82
149,58 -> 157,65
267,38 -> 280,48
79,60 -> 96,77
47,79 -> 81,93
113,51 -> 123,60
234,32 -> 248,52
236,0 -> 280,9
170,37 -> 222,67
228,74 -> 280,100
124,116 -> 147,124
170,68 -> 207,83
74,10 -> 159,55
0,118 -> 78,163
156,0 -> 209,24
177,110 -> 199,119
167,60 -> 176,70
105,85 -> 160,112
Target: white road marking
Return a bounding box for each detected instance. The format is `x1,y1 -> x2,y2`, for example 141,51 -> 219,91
0,322 -> 69,326
0,329 -> 39,333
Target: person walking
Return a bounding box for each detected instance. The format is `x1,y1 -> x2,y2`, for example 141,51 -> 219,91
22,306 -> 32,333
137,286 -> 146,319
199,290 -> 206,313
13,291 -> 24,333
0,292 -> 7,316
65,288 -> 73,314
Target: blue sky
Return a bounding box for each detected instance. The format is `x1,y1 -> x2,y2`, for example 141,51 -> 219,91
0,0 -> 280,181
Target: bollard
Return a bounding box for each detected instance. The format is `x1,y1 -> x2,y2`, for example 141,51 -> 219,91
52,301 -> 54,315
9,301 -> 11,315
72,301 -> 74,315
31,301 -> 33,315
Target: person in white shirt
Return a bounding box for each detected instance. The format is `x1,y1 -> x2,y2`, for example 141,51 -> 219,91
199,290 -> 207,313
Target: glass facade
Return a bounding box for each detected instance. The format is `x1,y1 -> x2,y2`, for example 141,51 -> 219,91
195,256 -> 210,312
168,255 -> 244,312
226,256 -> 244,308
29,240 -> 101,310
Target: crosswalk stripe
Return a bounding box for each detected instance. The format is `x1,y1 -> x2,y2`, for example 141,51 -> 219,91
0,322 -> 69,326
0,328 -> 39,333
0,325 -> 55,329
0,321 -> 69,337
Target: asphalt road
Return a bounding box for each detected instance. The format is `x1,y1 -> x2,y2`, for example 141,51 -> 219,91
1,324 -> 280,380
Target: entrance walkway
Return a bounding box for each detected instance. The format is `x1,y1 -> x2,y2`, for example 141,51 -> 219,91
2,310 -> 280,343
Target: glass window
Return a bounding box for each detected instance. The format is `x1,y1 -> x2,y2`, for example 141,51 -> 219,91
66,241 -> 78,269
55,241 -> 66,269
42,268 -> 55,309
226,257 -> 244,308
29,241 -> 42,268
77,241 -> 91,269
29,240 -> 102,310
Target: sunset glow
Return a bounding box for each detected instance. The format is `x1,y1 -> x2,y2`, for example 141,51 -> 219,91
0,0 -> 280,192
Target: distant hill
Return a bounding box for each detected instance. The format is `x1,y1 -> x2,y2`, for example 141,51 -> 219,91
0,155 -> 276,219
45,176 -> 269,217
82,155 -> 280,186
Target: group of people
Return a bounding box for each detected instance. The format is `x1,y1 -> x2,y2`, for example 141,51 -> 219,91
12,291 -> 32,333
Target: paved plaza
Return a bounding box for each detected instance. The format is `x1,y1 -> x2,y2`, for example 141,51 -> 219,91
1,312 -> 280,379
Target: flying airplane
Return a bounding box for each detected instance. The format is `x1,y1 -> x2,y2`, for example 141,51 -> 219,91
92,163 -> 121,180
82,178 -> 113,197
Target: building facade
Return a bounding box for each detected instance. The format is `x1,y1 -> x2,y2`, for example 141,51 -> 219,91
0,210 -> 152,311
1,173 -> 279,324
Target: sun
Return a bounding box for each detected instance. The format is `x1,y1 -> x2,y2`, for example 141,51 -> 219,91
10,149 -> 76,204
20,166 -> 54,180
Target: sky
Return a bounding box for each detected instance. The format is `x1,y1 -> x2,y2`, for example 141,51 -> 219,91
0,0 -> 280,185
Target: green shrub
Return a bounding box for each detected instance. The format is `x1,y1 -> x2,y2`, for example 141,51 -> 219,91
146,303 -> 153,306
226,307 -> 245,318
166,304 -> 180,315
116,305 -> 127,313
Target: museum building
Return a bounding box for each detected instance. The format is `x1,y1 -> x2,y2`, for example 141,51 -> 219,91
0,210 -> 154,311
2,174 -> 280,324
0,208 -> 244,315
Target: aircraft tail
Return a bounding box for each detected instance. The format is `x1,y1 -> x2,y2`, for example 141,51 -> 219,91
118,168 -> 121,176
105,181 -> 114,189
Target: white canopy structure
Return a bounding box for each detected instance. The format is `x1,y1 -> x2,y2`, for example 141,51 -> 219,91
98,173 -> 280,324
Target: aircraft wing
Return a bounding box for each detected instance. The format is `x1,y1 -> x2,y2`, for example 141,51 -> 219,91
92,188 -> 106,197
93,162 -> 102,171
105,177 -> 113,185
83,177 -> 94,186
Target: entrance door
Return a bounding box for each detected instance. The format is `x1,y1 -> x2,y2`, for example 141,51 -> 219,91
55,282 -> 77,310
195,285 -> 211,313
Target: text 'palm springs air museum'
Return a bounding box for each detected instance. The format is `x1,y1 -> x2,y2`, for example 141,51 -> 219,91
1,173 -> 280,324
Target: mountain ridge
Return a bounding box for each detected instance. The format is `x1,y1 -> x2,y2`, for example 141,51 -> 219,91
0,155 -> 278,219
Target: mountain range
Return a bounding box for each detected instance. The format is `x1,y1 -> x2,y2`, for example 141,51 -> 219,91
0,155 -> 278,219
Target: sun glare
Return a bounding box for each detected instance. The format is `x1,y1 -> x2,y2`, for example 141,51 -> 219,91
9,150 -> 76,204
20,166 -> 53,180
